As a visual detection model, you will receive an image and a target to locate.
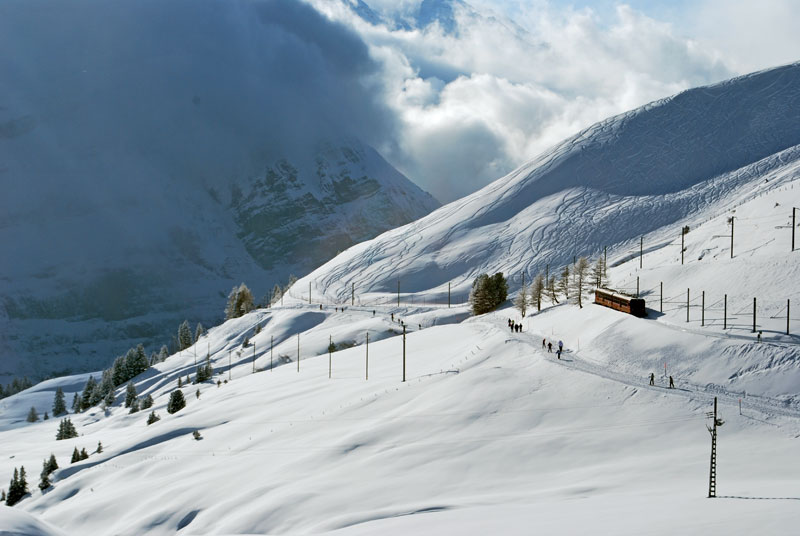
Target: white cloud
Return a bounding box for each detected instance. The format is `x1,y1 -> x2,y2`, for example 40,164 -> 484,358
311,0 -> 793,202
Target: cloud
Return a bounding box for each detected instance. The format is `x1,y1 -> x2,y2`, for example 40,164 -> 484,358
312,0 -> 743,202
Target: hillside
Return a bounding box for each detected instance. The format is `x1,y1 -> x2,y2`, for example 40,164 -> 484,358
0,0 -> 438,383
1,64 -> 799,535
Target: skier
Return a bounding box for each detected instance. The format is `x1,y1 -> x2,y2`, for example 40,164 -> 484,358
509,322 -> 514,333
669,376 -> 675,389
558,340 -> 563,353
556,347 -> 561,360
649,373 -> 655,386
547,342 -> 552,353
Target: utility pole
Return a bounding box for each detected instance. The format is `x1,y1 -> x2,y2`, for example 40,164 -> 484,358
636,276 -> 639,298
792,207 -> 797,252
729,216 -> 735,259
687,288 -> 690,322
702,291 -> 705,327
352,283 -> 354,306
365,332 -> 369,381
724,294 -> 727,330
253,342 -> 256,373
681,226 -> 689,265
448,282 -> 451,308
640,236 -> 643,268
753,297 -> 757,332
397,280 -> 400,307
788,299 -> 791,335
402,324 -> 406,382
603,247 -> 607,278
660,281 -> 663,313
707,396 -> 724,498
228,350 -> 231,381
329,335 -> 332,379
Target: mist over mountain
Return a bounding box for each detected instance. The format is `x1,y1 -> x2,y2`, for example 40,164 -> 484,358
0,0 -> 437,383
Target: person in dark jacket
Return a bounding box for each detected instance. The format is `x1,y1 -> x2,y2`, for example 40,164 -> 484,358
649,373 -> 655,386
547,342 -> 552,353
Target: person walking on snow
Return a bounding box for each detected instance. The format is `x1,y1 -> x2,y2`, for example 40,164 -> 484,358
547,342 -> 552,353
669,376 -> 675,389
556,347 -> 561,360
558,340 -> 563,354
542,338 -> 546,349
649,373 -> 655,386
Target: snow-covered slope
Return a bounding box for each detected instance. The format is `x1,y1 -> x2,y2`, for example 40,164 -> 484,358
0,0 -> 438,383
295,62 -> 800,302
1,64 -> 799,535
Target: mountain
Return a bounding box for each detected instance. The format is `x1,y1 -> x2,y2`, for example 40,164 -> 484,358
1,64 -> 799,535
0,0 -> 438,384
296,62 -> 800,302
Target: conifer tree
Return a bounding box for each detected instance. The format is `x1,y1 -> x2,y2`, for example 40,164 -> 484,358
167,390 -> 186,414
43,411 -> 49,420
45,454 -> 58,475
104,389 -> 115,408
56,417 -> 78,440
71,448 -> 80,464
72,392 -> 81,413
38,460 -> 51,491
225,283 -> 255,319
96,442 -> 103,454
1,489 -> 5,502
124,382 -> 137,408
141,394 -> 154,410
129,398 -> 139,414
80,448 -> 89,460
159,345 -> 169,362
147,411 -> 160,425
178,320 -> 193,351
52,387 -> 67,416
7,466 -> 27,506
26,406 -> 39,423
80,375 -> 96,410
178,376 -> 183,388
195,323 -> 205,342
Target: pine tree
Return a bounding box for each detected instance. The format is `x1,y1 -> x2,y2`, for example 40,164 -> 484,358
147,411 -> 160,425
159,345 -> 169,362
7,466 -> 27,506
128,398 -> 139,414
271,283 -> 283,306
469,274 -> 492,315
195,323 -> 205,342
1,489 -> 5,502
43,411 -> 49,420
26,406 -> 38,423
166,390 -> 186,414
80,375 -> 96,411
72,392 -> 80,413
104,388 -> 115,408
178,376 -> 183,388
52,387 -> 67,416
124,382 -> 137,408
96,442 -> 103,454
141,394 -> 154,410
178,320 -> 193,351
532,274 -> 545,311
80,448 -> 89,460
38,460 -> 51,491
71,448 -> 80,464
225,283 -> 255,319
514,283 -> 528,318
45,454 -> 58,475
571,257 -> 590,308
56,417 -> 78,440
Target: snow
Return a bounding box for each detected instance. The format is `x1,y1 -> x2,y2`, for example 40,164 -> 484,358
2,65 -> 800,534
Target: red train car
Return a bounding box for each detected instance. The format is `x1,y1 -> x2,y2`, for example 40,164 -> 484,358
594,287 -> 646,317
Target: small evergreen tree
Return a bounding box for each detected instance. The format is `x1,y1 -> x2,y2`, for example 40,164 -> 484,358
225,283 -> 255,319
6,466 -> 27,506
195,388 -> 200,400
43,411 -> 49,420
80,375 -> 96,411
1,489 -> 5,502
469,273 -> 508,315
26,406 -> 39,423
140,394 -> 154,410
147,411 -> 160,425
104,388 -> 115,408
178,376 -> 182,388
166,390 -> 186,414
195,323 -> 205,342
56,417 -> 78,440
72,392 -> 81,413
178,320 -> 193,351
38,460 -> 51,491
45,454 -> 58,475
96,441 -> 103,454
52,387 -> 67,416
124,382 -> 137,408
159,345 -> 170,362
80,448 -> 89,460
128,398 -> 139,414
70,447 -> 80,464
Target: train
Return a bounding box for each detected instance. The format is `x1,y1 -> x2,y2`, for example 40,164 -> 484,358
594,287 -> 646,317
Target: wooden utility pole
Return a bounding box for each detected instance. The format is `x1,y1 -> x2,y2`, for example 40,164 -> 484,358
603,247 -> 607,278
687,288 -> 690,322
640,236 -> 643,268
792,207 -> 797,251
636,276 -> 639,298
352,283 -> 354,306
660,281 -> 663,313
402,324 -> 406,382
702,291 -> 705,327
365,332 -> 369,381
724,294 -> 727,330
448,282 -> 451,308
397,280 -> 400,307
707,396 -> 723,498
753,297 -> 757,332
788,299 -> 791,336
729,217 -> 735,259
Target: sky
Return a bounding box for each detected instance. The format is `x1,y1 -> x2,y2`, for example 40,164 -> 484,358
303,0 -> 800,202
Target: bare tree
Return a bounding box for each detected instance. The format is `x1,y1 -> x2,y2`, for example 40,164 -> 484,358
547,275 -> 559,304
559,265 -> 570,300
532,274 -> 545,311
571,257 -> 590,308
514,283 -> 529,317
593,257 -> 604,288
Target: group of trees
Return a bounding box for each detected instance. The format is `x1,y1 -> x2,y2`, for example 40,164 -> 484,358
225,283 -> 255,319
0,377 -> 33,400
470,256 -> 607,318
38,454 -> 58,492
514,256 -> 606,317
56,417 -> 78,440
5,467 -> 27,506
